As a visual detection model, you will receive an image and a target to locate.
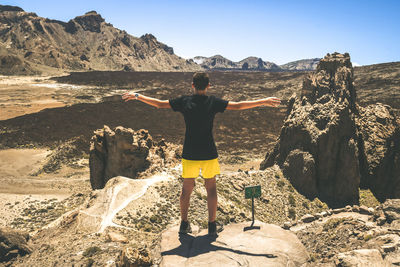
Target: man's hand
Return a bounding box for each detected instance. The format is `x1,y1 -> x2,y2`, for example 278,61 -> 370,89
262,97 -> 281,107
122,92 -> 139,102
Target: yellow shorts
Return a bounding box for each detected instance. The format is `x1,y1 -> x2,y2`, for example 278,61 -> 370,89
181,158 -> 220,179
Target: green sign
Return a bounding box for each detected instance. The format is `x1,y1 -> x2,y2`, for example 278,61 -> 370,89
245,185 -> 261,199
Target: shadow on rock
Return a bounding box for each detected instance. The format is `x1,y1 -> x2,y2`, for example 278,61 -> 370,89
162,233 -> 277,259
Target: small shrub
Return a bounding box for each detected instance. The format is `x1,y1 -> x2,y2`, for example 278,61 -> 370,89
277,180 -> 285,187
363,234 -> 373,241
86,258 -> 94,267
83,246 -> 101,257
288,194 -> 296,206
323,218 -> 345,231
359,189 -> 380,207
288,208 -> 296,220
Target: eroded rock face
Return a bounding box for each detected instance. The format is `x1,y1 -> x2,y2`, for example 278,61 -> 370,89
261,52 -> 400,206
357,104 -> 400,201
89,125 -> 179,189
261,52 -> 360,207
0,227 -> 32,262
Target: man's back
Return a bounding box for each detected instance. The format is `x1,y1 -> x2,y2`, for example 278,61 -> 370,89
169,94 -> 228,160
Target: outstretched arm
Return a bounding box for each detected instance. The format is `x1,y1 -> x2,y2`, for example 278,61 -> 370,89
226,97 -> 281,110
122,92 -> 171,109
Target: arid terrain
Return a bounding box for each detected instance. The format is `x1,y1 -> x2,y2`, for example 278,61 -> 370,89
0,60 -> 400,266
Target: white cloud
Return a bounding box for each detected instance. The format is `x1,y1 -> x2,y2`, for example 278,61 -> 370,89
352,62 -> 361,67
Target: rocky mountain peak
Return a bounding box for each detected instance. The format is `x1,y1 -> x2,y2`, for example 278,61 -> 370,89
0,5 -> 24,12
71,10 -> 105,32
140,33 -> 157,42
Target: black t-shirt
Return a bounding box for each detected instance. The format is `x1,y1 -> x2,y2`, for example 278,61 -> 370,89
169,95 -> 229,160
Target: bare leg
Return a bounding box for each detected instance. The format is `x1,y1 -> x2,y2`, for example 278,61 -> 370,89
180,178 -> 195,222
204,177 -> 217,222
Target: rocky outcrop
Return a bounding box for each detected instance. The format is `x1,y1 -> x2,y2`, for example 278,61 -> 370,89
261,52 -> 360,207
117,246 -> 152,267
72,11 -> 104,33
0,227 -> 32,262
357,104 -> 400,201
0,5 -> 200,74
89,126 -> 179,189
261,52 -> 400,206
159,221 -> 309,266
336,249 -> 390,266
382,199 -> 400,222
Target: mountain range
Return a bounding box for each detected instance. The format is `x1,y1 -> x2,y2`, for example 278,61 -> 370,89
0,4 -> 320,75
192,55 -> 320,71
0,5 -> 200,75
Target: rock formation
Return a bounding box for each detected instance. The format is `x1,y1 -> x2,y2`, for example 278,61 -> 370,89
0,5 -> 200,74
261,52 -> 400,207
0,227 -> 32,262
89,125 -> 179,189
261,52 -> 360,207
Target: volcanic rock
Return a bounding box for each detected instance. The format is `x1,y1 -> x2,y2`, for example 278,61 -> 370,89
117,246 -> 152,267
261,52 -> 360,207
382,199 -> 400,222
160,221 -> 309,266
0,227 -> 32,262
89,125 -> 179,189
336,249 -> 390,266
261,52 -> 400,207
356,103 -> 400,201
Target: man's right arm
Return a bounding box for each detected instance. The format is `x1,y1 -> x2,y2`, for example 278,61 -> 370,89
226,97 -> 281,110
122,92 -> 171,109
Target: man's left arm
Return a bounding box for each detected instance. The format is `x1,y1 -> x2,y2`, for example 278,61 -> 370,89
122,92 -> 171,109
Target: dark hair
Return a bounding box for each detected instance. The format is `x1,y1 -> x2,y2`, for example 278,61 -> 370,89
192,72 -> 209,91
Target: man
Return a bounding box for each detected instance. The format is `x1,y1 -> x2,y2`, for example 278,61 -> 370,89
122,72 -> 280,236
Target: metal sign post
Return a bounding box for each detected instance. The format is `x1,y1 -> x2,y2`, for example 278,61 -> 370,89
244,185 -> 261,231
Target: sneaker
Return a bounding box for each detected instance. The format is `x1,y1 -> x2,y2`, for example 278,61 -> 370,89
179,220 -> 192,234
208,221 -> 218,237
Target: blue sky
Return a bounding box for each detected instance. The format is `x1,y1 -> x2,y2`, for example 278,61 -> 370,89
3,0 -> 400,65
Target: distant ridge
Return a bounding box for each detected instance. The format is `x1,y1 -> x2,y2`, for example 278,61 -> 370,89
192,55 -> 320,71
280,58 -> 321,71
0,5 -> 200,75
192,55 -> 280,71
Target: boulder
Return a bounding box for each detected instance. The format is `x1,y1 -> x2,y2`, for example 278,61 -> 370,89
160,221 -> 309,266
382,199 -> 400,222
261,52 -> 360,207
0,227 -> 32,262
117,247 -> 152,267
336,249 -> 390,267
89,125 -> 179,189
